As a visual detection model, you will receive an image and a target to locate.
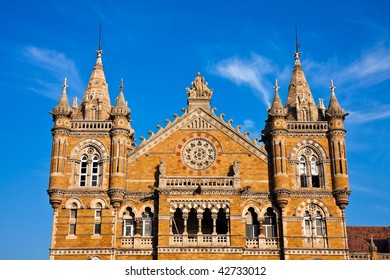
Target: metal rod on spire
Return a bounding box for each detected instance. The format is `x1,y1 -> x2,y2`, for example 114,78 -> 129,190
98,23 -> 102,52
295,25 -> 300,53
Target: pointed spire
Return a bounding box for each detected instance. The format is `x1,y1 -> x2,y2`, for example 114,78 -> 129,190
112,79 -> 130,117
268,79 -> 286,117
53,78 -> 71,116
285,38 -> 318,121
326,80 -> 347,118
369,236 -> 378,252
74,29 -> 111,120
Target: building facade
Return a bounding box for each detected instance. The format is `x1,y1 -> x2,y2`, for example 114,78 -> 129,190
47,47 -> 353,260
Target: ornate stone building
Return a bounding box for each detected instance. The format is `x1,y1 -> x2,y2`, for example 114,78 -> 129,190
47,46 -> 354,260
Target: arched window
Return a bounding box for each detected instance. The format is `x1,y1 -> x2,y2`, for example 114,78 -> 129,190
216,208 -> 228,234
91,155 -> 99,186
123,207 -> 135,236
245,207 -> 259,238
310,156 -> 320,188
202,208 -> 213,234
142,207 -> 154,236
80,155 -> 88,187
94,202 -> 102,235
296,147 -> 324,188
69,203 -> 78,235
303,211 -> 312,236
315,211 -> 325,236
172,208 -> 184,234
78,154 -> 101,187
264,208 -> 278,238
299,156 -> 307,187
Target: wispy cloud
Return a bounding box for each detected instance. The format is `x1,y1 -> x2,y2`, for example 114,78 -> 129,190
348,105 -> 390,124
240,119 -> 261,139
22,46 -> 84,99
212,54 -> 285,105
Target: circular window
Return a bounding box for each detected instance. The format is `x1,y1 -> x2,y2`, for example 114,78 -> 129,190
181,137 -> 217,171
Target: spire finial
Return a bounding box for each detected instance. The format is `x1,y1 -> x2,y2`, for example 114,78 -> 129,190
119,78 -> 125,92
97,24 -> 103,58
62,77 -> 68,92
294,25 -> 301,60
273,79 -> 280,95
330,79 -> 336,95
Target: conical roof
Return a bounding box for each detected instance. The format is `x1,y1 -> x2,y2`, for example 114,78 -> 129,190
53,78 -> 71,116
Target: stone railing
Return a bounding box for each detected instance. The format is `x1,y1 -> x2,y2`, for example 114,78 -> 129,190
302,236 -> 328,248
246,237 -> 279,249
120,236 -> 153,249
70,120 -> 112,130
170,234 -> 229,247
286,121 -> 328,132
159,176 -> 239,189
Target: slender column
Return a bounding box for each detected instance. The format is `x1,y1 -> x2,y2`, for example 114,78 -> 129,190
212,213 -> 217,234
197,214 -> 203,234
259,218 -> 264,236
169,216 -> 173,234
183,214 -> 188,235
135,218 -> 141,235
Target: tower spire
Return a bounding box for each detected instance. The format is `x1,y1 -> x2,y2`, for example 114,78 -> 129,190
52,77 -> 71,116
98,23 -> 102,53
326,80 -> 347,118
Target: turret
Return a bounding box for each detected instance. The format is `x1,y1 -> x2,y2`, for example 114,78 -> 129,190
264,80 -> 290,209
325,80 -> 350,210
108,80 -> 134,208
48,78 -> 72,209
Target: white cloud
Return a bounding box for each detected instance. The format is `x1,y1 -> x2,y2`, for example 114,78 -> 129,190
23,46 -> 84,99
240,119 -> 261,139
212,54 -> 278,105
348,105 -> 390,124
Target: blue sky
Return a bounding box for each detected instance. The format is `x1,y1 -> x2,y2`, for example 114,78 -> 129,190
0,0 -> 389,260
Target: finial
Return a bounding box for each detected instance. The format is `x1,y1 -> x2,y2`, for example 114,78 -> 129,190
273,79 -> 280,95
97,24 -> 103,57
330,79 -> 336,95
294,25 -> 301,60
62,77 -> 68,91
119,78 -> 125,91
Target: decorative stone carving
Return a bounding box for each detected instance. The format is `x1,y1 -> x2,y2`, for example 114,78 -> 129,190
186,72 -> 213,99
158,159 -> 166,176
181,137 -> 217,171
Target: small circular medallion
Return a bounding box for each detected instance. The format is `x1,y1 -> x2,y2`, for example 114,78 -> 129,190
56,119 -> 62,125
181,137 -> 217,171
274,120 -> 281,127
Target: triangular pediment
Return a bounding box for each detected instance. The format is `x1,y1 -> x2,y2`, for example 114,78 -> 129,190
128,108 -> 268,163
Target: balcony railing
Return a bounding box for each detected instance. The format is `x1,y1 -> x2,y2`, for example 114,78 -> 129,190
159,176 -> 239,189
246,237 -> 279,249
120,236 -> 153,249
170,234 -> 229,247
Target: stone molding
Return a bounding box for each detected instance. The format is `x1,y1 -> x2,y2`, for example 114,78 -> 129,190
158,247 -> 242,254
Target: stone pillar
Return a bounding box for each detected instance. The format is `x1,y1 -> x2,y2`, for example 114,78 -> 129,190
197,214 -> 203,234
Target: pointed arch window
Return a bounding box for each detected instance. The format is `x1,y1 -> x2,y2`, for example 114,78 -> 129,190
78,153 -> 102,187
297,148 -> 324,188
315,211 -> 325,236
142,207 -> 154,236
310,156 -> 320,187
303,211 -> 312,236
123,207 -> 135,236
94,202 -> 102,235
69,203 -> 78,235
80,155 -> 88,187
299,156 -> 308,187
91,155 -> 99,186
245,207 -> 259,238
172,208 -> 184,234
263,208 -> 278,238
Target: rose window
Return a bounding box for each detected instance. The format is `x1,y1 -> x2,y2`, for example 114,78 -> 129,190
181,138 -> 217,171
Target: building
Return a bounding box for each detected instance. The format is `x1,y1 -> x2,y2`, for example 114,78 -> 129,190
47,45 -> 358,260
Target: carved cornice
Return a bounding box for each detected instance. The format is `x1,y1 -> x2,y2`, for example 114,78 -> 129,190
69,132 -> 111,137
289,190 -> 334,198
332,189 -> 351,197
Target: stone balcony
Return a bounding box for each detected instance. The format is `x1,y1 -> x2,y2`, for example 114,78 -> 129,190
246,237 -> 279,249
170,234 -> 229,247
120,236 -> 153,249
159,176 -> 239,189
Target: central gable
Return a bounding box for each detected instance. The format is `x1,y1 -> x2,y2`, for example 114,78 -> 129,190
128,108 -> 268,163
